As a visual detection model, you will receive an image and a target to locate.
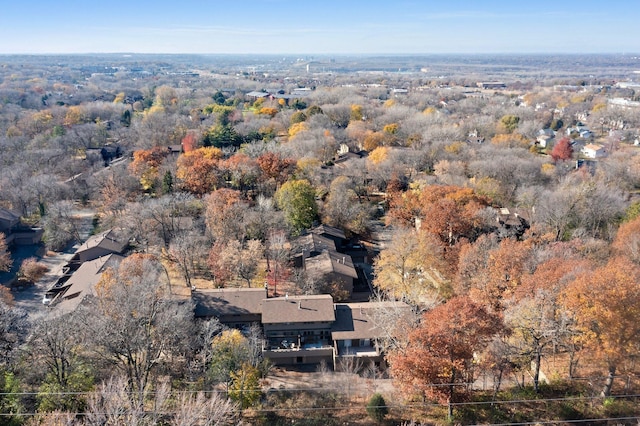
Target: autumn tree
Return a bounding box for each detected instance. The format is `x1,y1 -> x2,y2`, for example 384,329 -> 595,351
275,179 -> 318,235
85,255 -> 196,408
256,152 -> 296,188
550,136 -> 573,162
389,296 -> 502,420
176,147 -> 223,195
18,257 -> 48,283
322,175 -> 373,235
205,188 -> 248,243
505,256 -> 589,392
562,257 -> 640,397
374,228 -> 450,307
129,146 -> 169,191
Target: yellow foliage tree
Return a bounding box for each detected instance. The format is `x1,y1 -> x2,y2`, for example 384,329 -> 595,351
288,122 -> 308,138
350,104 -> 363,121
384,99 -> 396,108
368,146 -> 390,165
423,106 -> 437,115
363,131 -> 385,151
491,133 -> 530,149
113,92 -> 125,104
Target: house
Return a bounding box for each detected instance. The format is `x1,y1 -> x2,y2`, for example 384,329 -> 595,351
262,294 -> 335,365
0,208 -> 20,235
309,224 -> 346,248
331,301 -> 412,368
73,229 -> 128,263
0,208 -> 43,246
304,251 -> 357,296
193,287 -> 266,328
291,232 -> 358,297
581,143 -> 607,159
536,134 -> 554,148
46,254 -> 123,312
477,81 -> 506,90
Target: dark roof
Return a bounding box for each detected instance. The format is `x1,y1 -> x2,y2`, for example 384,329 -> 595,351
331,301 -> 412,340
291,233 -> 336,256
310,224 -> 346,241
262,294 -> 335,324
0,208 -> 20,225
193,288 -> 266,318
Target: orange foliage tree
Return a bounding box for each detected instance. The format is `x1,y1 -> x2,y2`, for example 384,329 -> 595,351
176,147 -> 223,195
389,296 -> 502,420
256,152 -> 296,187
129,147 -> 169,191
562,257 -> 640,396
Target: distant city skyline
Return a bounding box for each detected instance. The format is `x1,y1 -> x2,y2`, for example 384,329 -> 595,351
1,0 -> 638,55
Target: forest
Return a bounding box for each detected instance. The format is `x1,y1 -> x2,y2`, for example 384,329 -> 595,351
1,54 -> 640,424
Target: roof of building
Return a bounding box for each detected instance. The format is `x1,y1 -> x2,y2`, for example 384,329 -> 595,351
193,287 -> 266,318
76,229 -> 128,255
309,224 -> 346,241
262,294 -> 335,324
331,301 -> 412,340
304,251 -> 358,279
583,143 -> 605,151
291,233 -> 336,257
0,208 -> 20,225
55,254 -> 123,313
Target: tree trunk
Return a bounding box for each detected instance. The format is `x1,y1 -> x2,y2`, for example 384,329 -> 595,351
601,365 -> 616,397
533,348 -> 542,393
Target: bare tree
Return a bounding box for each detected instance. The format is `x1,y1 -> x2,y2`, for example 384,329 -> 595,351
81,255 -> 196,408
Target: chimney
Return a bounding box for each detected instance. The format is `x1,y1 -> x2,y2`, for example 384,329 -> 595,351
298,301 -> 301,309
342,256 -> 346,264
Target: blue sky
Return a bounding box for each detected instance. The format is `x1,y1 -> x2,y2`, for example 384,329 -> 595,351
0,0 -> 638,54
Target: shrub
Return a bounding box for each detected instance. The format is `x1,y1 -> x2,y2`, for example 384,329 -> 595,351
366,393 -> 388,423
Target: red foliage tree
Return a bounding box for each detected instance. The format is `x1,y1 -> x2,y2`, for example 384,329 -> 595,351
389,296 -> 502,420
550,137 -> 573,162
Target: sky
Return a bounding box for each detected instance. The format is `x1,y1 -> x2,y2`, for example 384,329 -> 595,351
0,0 -> 638,55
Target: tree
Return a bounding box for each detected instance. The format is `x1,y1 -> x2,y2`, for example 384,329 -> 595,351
84,255 -> 196,408
176,147 -> 223,196
374,228 -> 450,307
205,188 -> 248,243
215,239 -> 264,287
550,137 -> 573,162
203,124 -> 242,148
228,363 -> 261,409
168,230 -> 208,288
366,393 -> 389,423
41,200 -> 81,251
275,179 -> 318,235
322,175 -> 372,235
562,257 -> 640,397
0,233 -> 11,272
18,257 -> 48,283
27,311 -> 93,413
389,296 -> 502,420
499,114 -> 520,133
209,329 -> 253,390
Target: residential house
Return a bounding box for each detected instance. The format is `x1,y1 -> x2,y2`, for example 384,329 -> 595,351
291,232 -> 358,297
72,229 -> 128,264
262,294 -> 335,365
331,301 -> 412,368
193,287 -> 266,328
309,224 -> 346,249
45,254 -> 123,312
0,208 -> 43,246
581,143 -> 607,159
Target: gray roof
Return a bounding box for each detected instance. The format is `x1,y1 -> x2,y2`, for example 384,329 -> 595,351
0,208 -> 20,225
331,301 -> 411,340
193,288 -> 266,318
291,233 -> 336,256
262,294 -> 335,324
76,229 -> 127,255
54,254 -> 124,313
304,251 -> 358,279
